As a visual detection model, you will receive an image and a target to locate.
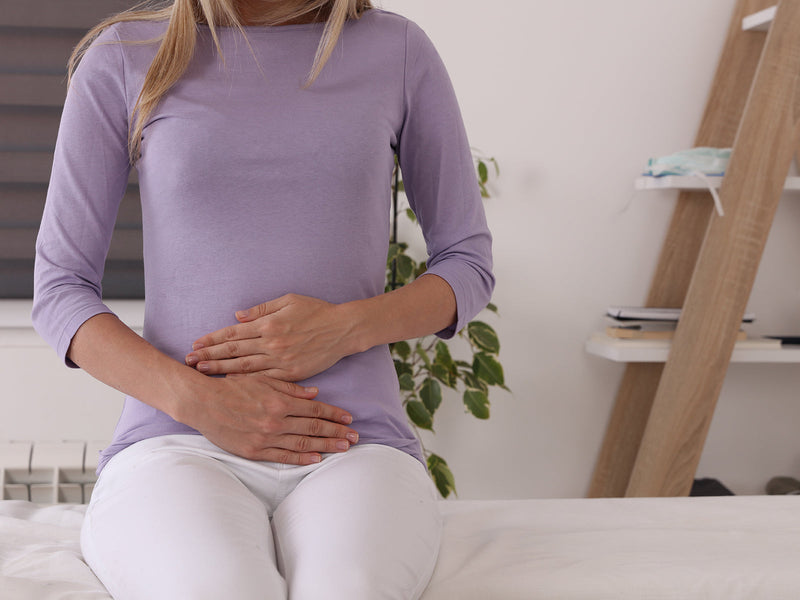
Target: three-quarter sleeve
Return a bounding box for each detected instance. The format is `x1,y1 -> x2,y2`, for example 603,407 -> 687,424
396,21 -> 495,339
32,26 -> 132,366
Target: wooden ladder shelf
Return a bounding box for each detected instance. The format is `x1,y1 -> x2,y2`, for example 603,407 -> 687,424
589,0 -> 800,497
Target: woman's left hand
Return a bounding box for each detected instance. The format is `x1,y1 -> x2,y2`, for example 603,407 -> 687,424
185,293 -> 356,381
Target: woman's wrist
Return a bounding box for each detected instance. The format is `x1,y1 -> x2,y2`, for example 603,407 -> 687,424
160,362 -> 207,424
334,300 -> 373,356
337,275 -> 457,357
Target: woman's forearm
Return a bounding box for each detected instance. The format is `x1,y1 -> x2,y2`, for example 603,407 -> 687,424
341,273 -> 457,355
185,274 -> 457,381
67,313 -> 202,420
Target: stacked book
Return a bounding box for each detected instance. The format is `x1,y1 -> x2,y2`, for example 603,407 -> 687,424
605,306 -> 754,340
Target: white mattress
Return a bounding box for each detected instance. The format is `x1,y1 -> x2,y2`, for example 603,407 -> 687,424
2,496 -> 799,599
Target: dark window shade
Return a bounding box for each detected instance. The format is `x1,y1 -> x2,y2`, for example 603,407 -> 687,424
0,0 -> 144,299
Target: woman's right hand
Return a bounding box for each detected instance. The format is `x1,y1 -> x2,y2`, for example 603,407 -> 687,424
176,372 -> 359,465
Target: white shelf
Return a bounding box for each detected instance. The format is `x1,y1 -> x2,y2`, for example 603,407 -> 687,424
585,332 -> 800,363
635,174 -> 800,191
742,5 -> 776,31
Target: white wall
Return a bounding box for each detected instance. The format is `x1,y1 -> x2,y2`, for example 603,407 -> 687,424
4,0 -> 800,499
377,0 -> 800,498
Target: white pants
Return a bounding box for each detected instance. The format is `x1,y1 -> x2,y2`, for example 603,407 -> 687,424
81,435 -> 442,600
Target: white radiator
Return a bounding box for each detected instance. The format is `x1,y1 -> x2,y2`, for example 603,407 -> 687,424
0,440 -> 107,504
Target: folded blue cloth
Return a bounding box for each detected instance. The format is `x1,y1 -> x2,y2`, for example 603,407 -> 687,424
644,147 -> 731,177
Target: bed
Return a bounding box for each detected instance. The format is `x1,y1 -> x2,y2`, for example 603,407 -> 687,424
2,494 -> 799,599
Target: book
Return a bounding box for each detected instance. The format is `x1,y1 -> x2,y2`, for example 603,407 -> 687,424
605,316 -> 678,338
607,306 -> 755,323
605,317 -> 676,330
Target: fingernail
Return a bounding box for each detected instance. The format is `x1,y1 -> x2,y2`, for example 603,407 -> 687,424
304,386 -> 318,394
236,310 -> 248,320
346,432 -> 359,444
308,454 -> 322,464
340,415 -> 353,425
197,362 -> 209,372
185,354 -> 198,366
336,440 -> 350,451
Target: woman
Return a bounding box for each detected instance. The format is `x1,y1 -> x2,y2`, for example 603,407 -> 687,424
32,0 -> 494,598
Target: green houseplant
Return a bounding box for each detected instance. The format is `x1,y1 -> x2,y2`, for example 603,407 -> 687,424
387,154 -> 506,498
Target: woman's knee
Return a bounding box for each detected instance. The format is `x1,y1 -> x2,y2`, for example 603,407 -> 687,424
81,438 -> 287,599
274,445 -> 442,599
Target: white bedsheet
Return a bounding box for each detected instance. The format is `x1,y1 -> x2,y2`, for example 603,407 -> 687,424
1,496 -> 798,599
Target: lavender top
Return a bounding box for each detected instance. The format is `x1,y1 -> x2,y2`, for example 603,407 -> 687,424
33,9 -> 494,472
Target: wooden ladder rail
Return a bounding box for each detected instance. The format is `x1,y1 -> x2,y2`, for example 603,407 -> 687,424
589,0 -> 800,498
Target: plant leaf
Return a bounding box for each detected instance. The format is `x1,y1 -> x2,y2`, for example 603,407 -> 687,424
393,359 -> 413,378
432,342 -> 457,387
434,341 -> 454,369
432,363 -> 456,388
386,243 -> 402,267
398,372 -> 415,391
419,378 -> 442,415
473,351 -> 505,386
485,302 -> 498,314
467,321 -> 500,354
405,207 -> 416,222
392,340 -> 411,361
406,400 -> 433,430
427,453 -> 456,498
463,389 -> 490,419
416,342 -> 432,369
461,371 -> 489,393
396,253 -> 415,280
477,160 -> 488,184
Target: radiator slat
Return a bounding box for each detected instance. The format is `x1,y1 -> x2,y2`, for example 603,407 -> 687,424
1,440 -> 105,504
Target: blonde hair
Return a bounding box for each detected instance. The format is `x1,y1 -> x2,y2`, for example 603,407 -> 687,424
68,0 -> 373,165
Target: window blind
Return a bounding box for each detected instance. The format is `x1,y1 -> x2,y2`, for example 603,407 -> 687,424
0,0 -> 143,298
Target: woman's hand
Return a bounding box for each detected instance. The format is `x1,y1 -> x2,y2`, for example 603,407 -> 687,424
65,313 -> 358,466
185,293 -> 357,381
177,372 -> 359,465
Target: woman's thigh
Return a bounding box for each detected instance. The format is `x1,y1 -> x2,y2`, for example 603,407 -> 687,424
273,444 -> 442,600
81,435 -> 286,600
